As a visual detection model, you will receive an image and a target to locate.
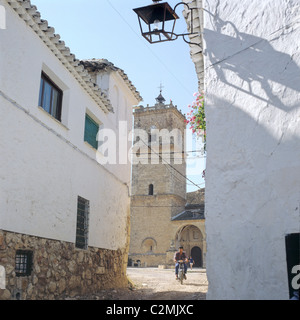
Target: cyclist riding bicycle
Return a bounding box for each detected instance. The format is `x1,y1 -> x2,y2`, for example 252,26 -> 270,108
174,246 -> 188,280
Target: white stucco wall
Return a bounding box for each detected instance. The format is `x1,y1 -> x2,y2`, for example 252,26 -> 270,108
203,0 -> 300,299
0,0 -> 137,250
96,71 -> 137,180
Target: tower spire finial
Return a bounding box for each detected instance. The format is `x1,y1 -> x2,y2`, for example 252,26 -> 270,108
158,82 -> 164,93
156,83 -> 165,104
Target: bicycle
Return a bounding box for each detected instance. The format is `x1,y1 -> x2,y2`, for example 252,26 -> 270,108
177,260 -> 186,285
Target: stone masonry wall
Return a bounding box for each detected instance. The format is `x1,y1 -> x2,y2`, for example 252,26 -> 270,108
186,188 -> 205,205
0,230 -> 128,300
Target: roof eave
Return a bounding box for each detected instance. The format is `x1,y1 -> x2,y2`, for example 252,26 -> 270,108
6,0 -> 113,113
80,59 -> 143,103
182,0 -> 204,91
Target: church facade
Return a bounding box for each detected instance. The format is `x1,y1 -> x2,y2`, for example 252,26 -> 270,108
129,92 -> 206,268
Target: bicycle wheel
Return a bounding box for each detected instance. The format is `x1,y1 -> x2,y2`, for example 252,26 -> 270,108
179,270 -> 184,285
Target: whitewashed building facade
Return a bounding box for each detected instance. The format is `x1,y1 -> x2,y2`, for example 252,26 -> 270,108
0,0 -> 141,299
185,0 -> 300,299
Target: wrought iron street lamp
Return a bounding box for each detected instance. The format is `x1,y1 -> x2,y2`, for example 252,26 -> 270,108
133,0 -> 200,46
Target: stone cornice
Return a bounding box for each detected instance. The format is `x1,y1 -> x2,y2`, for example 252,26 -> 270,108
134,105 -> 186,122
131,193 -> 186,203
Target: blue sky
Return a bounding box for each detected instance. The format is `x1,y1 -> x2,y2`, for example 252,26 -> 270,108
32,0 -> 205,191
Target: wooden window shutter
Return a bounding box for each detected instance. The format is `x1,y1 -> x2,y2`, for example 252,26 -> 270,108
84,114 -> 99,149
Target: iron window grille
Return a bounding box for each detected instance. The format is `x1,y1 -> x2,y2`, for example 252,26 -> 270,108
75,196 -> 90,249
15,250 -> 33,277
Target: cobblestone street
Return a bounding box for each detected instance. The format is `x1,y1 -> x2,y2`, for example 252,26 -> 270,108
78,267 -> 208,300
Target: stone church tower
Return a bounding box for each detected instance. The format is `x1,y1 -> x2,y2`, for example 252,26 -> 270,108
129,90 -> 206,267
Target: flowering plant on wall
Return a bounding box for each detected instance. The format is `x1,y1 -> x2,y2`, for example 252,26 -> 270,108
185,91 -> 206,179
185,91 -> 206,144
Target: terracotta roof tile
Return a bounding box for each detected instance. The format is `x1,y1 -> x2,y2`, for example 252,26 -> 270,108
80,59 -> 143,102
6,0 -> 141,112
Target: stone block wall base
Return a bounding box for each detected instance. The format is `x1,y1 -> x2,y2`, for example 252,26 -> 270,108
0,230 -> 128,300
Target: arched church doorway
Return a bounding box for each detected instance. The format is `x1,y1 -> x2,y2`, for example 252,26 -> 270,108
191,246 -> 202,267
174,225 -> 203,267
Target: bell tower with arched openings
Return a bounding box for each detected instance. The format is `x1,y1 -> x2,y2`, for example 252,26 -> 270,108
131,89 -> 187,201
129,89 -> 188,267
